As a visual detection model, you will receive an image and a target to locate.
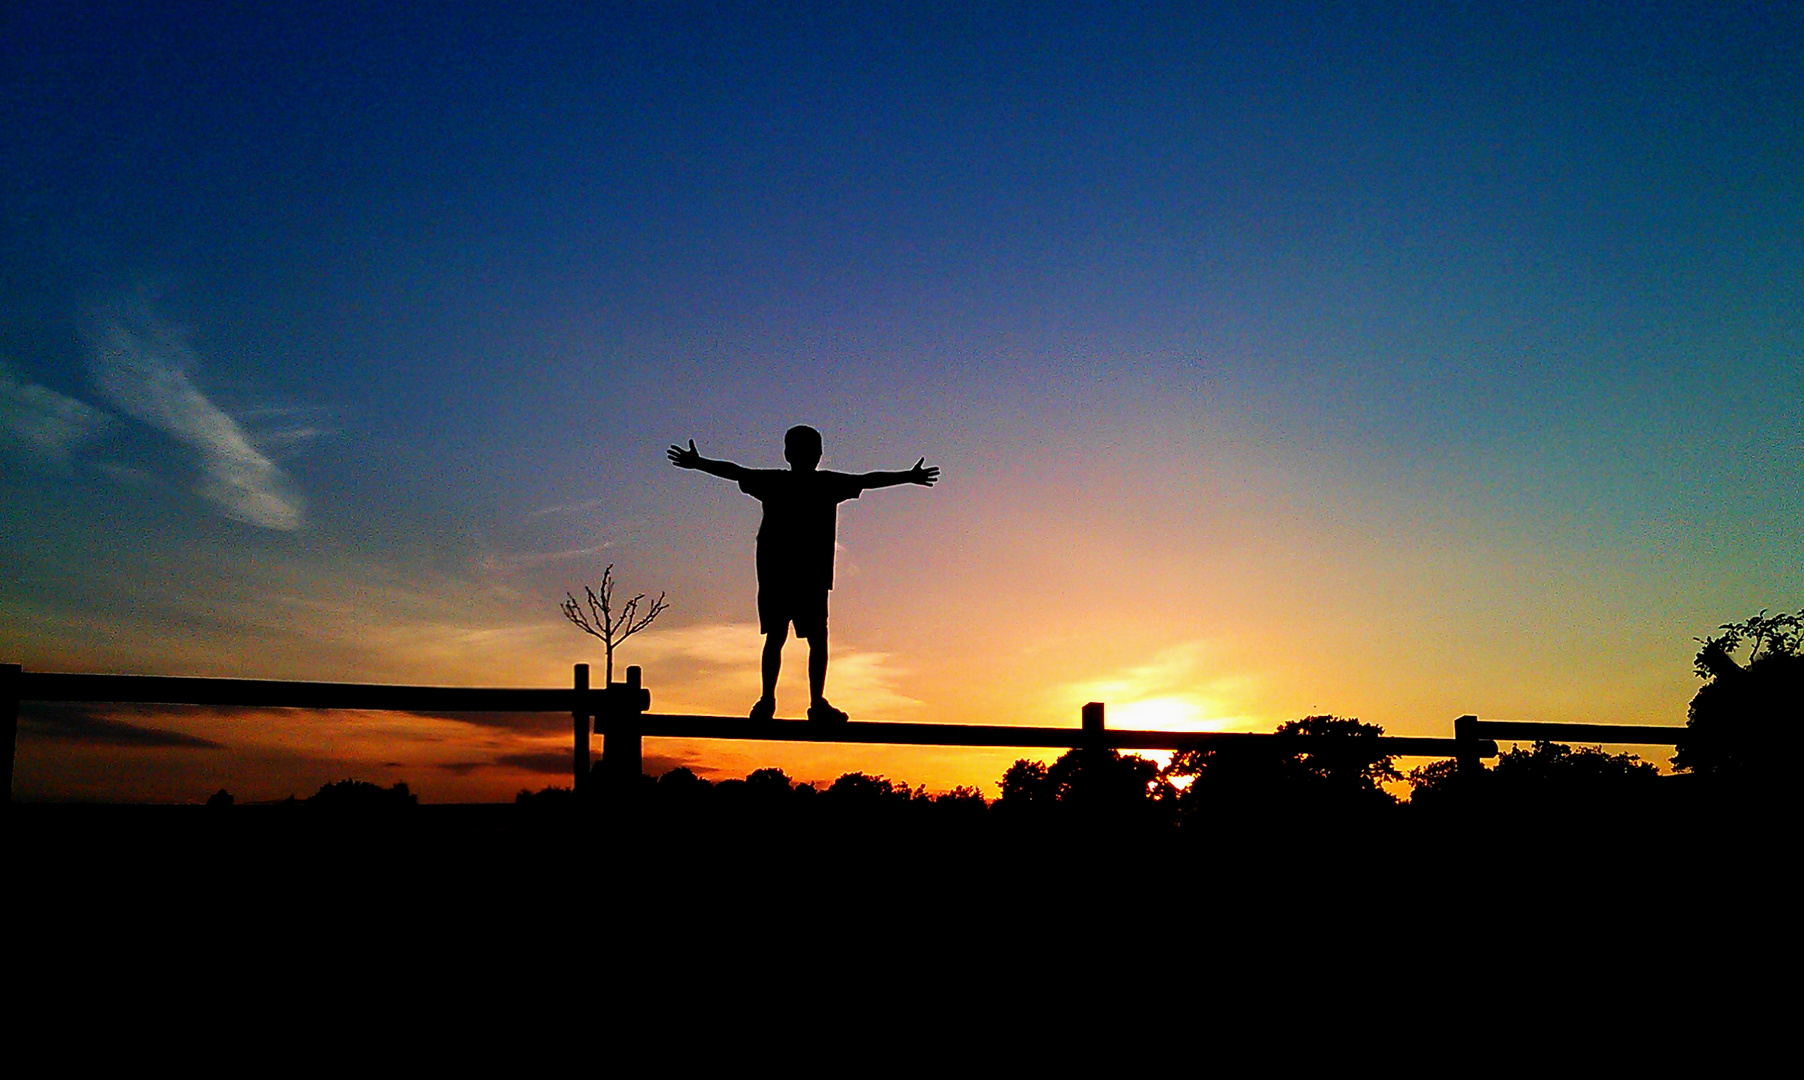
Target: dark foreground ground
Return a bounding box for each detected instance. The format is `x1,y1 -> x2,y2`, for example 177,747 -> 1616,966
9,796 -> 1790,1041
13,796 -> 1786,929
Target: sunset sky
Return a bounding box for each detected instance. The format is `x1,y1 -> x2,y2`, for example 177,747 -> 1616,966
4,3 -> 1799,802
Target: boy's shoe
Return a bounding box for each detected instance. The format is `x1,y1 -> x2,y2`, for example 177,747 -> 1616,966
807,699 -> 848,724
749,697 -> 776,722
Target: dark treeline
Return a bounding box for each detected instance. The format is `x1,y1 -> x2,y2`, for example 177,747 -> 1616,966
508,724 -> 1717,834
12,615 -> 1789,1027
523,606 -> 1797,830
233,605 -> 1794,830
13,610 -> 1792,998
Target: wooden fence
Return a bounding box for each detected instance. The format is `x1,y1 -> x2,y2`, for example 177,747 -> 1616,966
3,662 -> 1690,800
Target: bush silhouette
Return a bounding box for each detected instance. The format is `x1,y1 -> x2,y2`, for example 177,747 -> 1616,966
997,759 -> 1052,812
655,766 -> 711,803
1403,758 -> 1462,814
515,785 -> 575,808
1167,715 -> 1400,822
1408,741 -> 1658,815
745,767 -> 794,799
657,766 -> 707,790
1675,608 -> 1802,784
995,748 -> 1164,823
1275,715 -> 1402,798
930,785 -> 990,825
308,779 -> 418,810
824,772 -> 908,808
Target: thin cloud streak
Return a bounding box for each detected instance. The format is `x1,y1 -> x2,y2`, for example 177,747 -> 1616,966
82,303 -> 306,530
19,702 -> 226,749
0,360 -> 111,465
531,497 -> 610,517
478,543 -> 614,572
631,621 -> 924,720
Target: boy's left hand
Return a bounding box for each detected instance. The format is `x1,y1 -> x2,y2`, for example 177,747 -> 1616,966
909,458 -> 939,486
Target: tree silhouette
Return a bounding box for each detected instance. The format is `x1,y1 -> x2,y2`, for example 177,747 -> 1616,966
1494,740 -> 1658,797
997,759 -> 1053,812
995,749 -> 1165,823
1275,714 -> 1403,797
307,779 -> 418,809
1674,607 -> 1802,782
657,766 -> 708,792
515,784 -> 575,809
1047,747 -> 1166,814
817,772 -> 932,825
743,767 -> 796,809
561,564 -> 668,682
1167,748 -> 1286,810
1402,758 -> 1461,813
825,771 -> 904,805
745,767 -> 792,792
1409,740 -> 1659,814
1167,715 -> 1401,820
933,786 -> 989,811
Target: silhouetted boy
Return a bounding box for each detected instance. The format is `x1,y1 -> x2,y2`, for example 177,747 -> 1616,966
668,426 -> 938,723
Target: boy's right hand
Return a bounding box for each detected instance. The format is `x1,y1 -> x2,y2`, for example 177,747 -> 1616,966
667,439 -> 701,469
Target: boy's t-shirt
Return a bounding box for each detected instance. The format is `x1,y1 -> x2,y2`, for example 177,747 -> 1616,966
739,469 -> 865,592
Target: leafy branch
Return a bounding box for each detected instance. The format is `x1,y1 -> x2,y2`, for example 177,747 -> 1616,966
1693,607 -> 1803,679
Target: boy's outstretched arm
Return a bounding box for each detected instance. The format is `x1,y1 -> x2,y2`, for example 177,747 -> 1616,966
856,457 -> 940,490
667,439 -> 751,482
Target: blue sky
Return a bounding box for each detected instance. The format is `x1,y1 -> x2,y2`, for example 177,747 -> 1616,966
3,2 -> 1799,801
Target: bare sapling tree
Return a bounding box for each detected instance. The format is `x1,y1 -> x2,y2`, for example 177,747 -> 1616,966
560,564 -> 668,683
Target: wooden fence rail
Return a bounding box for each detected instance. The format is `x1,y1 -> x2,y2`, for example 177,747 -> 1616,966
4,662 -> 1690,801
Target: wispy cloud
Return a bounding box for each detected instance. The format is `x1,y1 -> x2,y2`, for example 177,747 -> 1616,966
20,702 -> 225,749
631,621 -> 925,720
235,404 -> 331,456
633,622 -> 767,668
92,461 -> 162,487
493,750 -> 579,775
0,360 -> 111,466
531,497 -> 609,517
478,542 -> 614,573
82,302 -> 306,530
1058,640 -> 1262,732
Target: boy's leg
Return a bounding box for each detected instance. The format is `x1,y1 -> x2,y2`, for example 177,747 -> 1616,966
754,580 -> 787,718
760,624 -> 788,706
805,629 -> 828,705
797,590 -> 843,722
804,630 -> 846,722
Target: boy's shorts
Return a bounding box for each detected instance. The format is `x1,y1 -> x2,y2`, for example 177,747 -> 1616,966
758,584 -> 828,638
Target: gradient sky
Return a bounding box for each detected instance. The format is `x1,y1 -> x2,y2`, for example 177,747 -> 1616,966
4,2 -> 1799,802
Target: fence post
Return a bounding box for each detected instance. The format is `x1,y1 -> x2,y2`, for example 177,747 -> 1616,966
4,663 -> 19,803
572,664 -> 590,796
1454,714 -> 1480,777
1082,701 -> 1105,750
599,665 -> 646,785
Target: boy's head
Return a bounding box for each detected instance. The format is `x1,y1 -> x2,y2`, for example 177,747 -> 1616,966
784,425 -> 823,470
